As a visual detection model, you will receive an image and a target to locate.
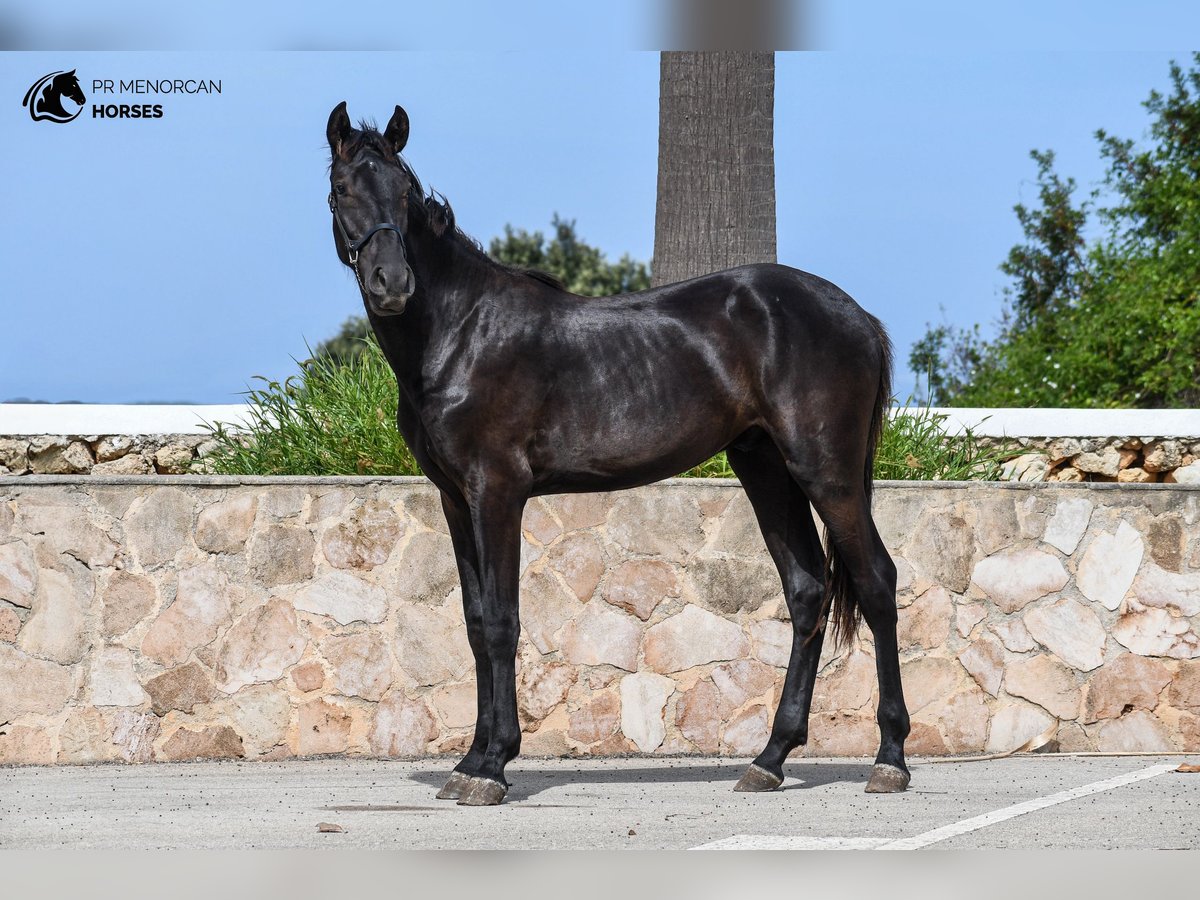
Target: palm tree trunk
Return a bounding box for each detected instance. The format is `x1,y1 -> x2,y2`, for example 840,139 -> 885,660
652,51 -> 776,287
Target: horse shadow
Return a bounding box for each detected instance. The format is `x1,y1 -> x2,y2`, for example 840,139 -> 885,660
408,760 -> 872,802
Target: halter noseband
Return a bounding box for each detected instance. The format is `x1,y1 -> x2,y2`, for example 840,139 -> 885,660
328,191 -> 408,294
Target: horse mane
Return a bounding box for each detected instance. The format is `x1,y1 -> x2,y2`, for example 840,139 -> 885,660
338,123 -> 568,293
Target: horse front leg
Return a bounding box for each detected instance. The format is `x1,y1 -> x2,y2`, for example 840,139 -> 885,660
434,491 -> 493,800
455,480 -> 526,807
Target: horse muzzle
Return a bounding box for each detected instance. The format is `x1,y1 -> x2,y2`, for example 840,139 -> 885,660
366,264 -> 415,315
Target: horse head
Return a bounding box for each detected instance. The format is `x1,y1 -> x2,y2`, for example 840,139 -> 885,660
326,102 -> 417,316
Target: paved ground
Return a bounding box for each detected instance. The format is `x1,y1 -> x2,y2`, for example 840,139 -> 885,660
1,755 -> 1196,850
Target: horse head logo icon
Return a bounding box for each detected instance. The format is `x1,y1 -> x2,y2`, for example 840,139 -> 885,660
22,70 -> 86,123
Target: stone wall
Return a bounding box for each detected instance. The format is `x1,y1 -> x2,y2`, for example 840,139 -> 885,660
0,435 -> 215,476
1,476 -> 1198,766
994,437 -> 1200,484
5,432 -> 1200,484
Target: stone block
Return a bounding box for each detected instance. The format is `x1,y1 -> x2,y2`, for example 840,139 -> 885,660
1081,653 -> 1171,723
161,725 -> 246,761
905,509 -> 974,593
195,493 -> 258,554
322,630 -> 392,701
517,660 -> 575,724
0,438 -> 30,474
124,488 -> 193,567
141,561 -> 233,667
92,453 -> 153,475
430,681 -> 477,729
897,586 -> 953,650
393,604 -> 473,686
546,531 -> 604,602
215,598 -> 307,693
370,692 -> 438,756
293,571 -> 388,625
619,671 -> 674,752
94,435 -> 134,462
1042,497 -> 1093,555
1024,597 -> 1108,671
561,601 -> 641,671
321,499 -> 402,570
154,442 -> 195,474
569,690 -> 622,746
0,542 -> 37,607
1096,710 -> 1172,752
958,634 -> 1005,697
296,698 -> 353,756
89,645 -> 148,707
1077,521 -> 1143,611
607,489 -> 705,563
101,571 -> 156,637
17,567 -> 89,664
749,618 -> 792,668
722,704 -> 769,755
520,569 -> 584,654
393,531 -> 458,604
986,701 -> 1055,753
0,642 -> 76,721
1112,607 -> 1200,659
1142,440 -> 1183,473
1004,654 -> 1080,719
687,552 -> 779,615
144,661 -> 216,715
604,559 -> 677,621
970,549 -> 1067,614
291,660 -> 325,692
249,524 -> 315,586
644,605 -> 749,673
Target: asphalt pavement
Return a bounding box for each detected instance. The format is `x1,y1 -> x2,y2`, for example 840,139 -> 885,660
2,755 -> 1197,850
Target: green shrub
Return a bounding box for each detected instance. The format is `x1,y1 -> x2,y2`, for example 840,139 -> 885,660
874,403 -> 1015,481
203,342 -> 1013,481
200,339 -> 420,476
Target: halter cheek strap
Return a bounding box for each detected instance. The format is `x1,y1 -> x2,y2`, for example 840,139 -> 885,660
328,191 -> 408,294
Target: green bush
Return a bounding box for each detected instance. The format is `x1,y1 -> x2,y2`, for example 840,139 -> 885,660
874,403 -> 1013,481
200,339 -> 420,476
202,340 -> 1012,481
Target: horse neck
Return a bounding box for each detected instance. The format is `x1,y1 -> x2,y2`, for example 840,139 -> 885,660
371,213 -> 503,400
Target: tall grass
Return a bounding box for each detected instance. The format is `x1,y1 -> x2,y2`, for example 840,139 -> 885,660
201,341 -> 1013,481
200,340 -> 420,476
874,402 -> 1014,481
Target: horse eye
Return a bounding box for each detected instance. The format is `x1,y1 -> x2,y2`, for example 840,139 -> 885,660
334,183 -> 346,195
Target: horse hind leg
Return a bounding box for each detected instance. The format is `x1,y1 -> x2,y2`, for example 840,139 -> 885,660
794,470 -> 911,793
724,434 -> 827,792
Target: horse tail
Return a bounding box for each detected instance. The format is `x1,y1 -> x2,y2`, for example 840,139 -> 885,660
821,314 -> 892,647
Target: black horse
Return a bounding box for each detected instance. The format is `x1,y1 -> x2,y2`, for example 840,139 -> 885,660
23,70 -> 86,123
326,102 -> 909,806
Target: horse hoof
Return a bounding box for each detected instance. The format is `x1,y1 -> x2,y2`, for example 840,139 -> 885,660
435,770 -> 475,801
733,763 -> 783,793
456,777 -> 508,806
865,764 -> 910,793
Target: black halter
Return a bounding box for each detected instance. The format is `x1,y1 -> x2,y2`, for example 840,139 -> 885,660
328,191 -> 408,294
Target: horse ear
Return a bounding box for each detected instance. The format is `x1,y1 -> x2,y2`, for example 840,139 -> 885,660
327,101 -> 353,158
384,105 -> 409,155
67,69 -> 76,76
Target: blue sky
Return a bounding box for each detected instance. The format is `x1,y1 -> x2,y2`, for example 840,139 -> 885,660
0,47 -> 1187,402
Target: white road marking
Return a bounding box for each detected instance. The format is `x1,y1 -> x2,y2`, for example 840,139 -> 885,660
877,763 -> 1178,850
693,836 -> 892,850
692,763 -> 1178,851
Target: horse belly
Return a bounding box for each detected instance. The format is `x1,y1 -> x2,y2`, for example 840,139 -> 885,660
529,384 -> 749,492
